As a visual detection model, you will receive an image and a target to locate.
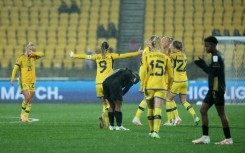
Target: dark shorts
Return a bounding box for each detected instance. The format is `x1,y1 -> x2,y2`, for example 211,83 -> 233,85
103,81 -> 123,102
203,90 -> 225,106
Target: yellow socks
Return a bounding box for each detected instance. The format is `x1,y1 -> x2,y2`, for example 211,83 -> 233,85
21,100 -> 27,115
153,107 -> 162,133
147,108 -> 154,132
166,99 -> 180,123
23,104 -> 31,118
182,101 -> 196,117
135,99 -> 147,119
103,102 -> 110,127
171,100 -> 179,119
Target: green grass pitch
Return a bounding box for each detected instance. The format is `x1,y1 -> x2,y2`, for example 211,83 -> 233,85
0,103 -> 244,153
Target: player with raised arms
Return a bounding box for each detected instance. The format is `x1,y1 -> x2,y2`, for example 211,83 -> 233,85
69,41 -> 142,128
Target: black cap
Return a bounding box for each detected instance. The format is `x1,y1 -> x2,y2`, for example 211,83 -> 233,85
204,36 -> 218,44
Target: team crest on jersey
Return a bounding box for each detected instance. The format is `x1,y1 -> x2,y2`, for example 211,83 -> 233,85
213,56 -> 218,62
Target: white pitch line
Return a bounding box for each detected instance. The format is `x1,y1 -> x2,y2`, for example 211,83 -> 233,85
0,117 -> 40,123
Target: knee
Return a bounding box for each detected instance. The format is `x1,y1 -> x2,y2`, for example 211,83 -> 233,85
199,108 -> 207,115
25,96 -> 32,103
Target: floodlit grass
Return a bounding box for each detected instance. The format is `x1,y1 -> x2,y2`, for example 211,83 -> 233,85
0,103 -> 244,153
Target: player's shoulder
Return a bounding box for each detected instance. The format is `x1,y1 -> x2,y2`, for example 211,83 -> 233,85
17,54 -> 25,59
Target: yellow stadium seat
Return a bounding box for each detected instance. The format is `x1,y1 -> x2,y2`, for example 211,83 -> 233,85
108,38 -> 117,50
174,31 -> 184,41
9,8 -> 19,25
73,60 -> 83,69
51,58 -> 63,69
69,13 -> 79,25
1,58 -> 11,68
223,45 -> 234,69
67,37 -> 77,46
63,59 -> 73,69
184,43 -> 194,53
77,37 -> 87,47
42,58 -> 52,68
75,44 -> 86,53
1,7 -> 10,26
45,45 -> 55,58
4,45 -> 14,57
194,44 -> 205,58
234,44 -> 244,69
59,13 -> 69,26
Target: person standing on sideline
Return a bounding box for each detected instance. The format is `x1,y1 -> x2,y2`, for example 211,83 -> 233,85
69,41 -> 142,128
103,68 -> 140,131
192,36 -> 233,145
140,36 -> 173,138
11,42 -> 44,122
167,40 -> 200,126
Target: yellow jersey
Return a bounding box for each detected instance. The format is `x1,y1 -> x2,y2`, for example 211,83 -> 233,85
170,51 -> 188,82
140,51 -> 172,90
72,52 -> 139,84
139,47 -> 151,80
11,52 -> 44,84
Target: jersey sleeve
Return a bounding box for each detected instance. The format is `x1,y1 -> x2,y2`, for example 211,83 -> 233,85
32,52 -> 44,59
72,54 -> 96,60
11,57 -> 21,81
139,53 -> 148,91
112,52 -> 139,59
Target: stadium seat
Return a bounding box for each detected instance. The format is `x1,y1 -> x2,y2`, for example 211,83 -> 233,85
108,38 -> 117,51
223,44 -> 234,69
4,45 -> 14,57
63,59 -> 73,69
1,58 -> 11,68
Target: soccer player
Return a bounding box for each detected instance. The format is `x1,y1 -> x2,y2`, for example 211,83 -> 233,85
103,68 -> 140,131
140,36 -> 173,138
11,42 -> 44,122
167,40 -> 200,126
192,36 -> 233,145
132,36 -> 155,126
161,36 -> 181,126
69,41 -> 142,128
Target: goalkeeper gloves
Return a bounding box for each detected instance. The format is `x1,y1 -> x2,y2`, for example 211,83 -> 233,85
69,51 -> 74,57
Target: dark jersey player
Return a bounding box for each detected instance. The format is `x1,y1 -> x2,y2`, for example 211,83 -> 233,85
103,68 -> 140,131
192,36 -> 233,145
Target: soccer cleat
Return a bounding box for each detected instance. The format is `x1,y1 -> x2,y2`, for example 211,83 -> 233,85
132,117 -> 143,126
192,136 -> 210,144
194,116 -> 200,126
98,116 -> 104,128
151,132 -> 160,139
163,122 -> 173,126
109,125 -> 115,131
174,117 -> 182,126
215,138 -> 233,145
115,126 -> 130,131
148,131 -> 153,136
